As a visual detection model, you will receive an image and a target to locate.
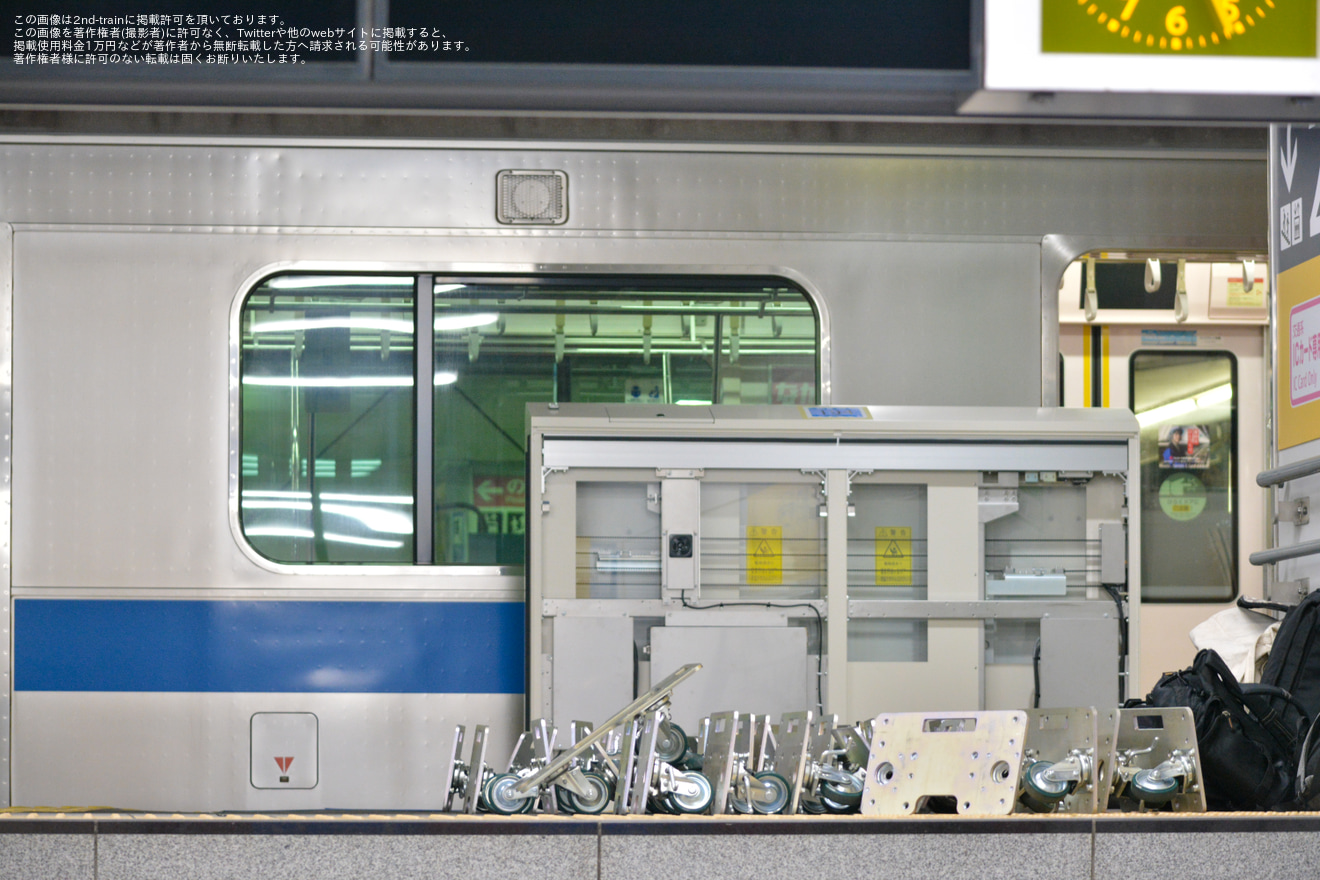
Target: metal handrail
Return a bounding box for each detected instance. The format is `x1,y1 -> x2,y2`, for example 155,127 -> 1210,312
1257,457 -> 1320,487
511,662 -> 701,797
1250,539 -> 1320,567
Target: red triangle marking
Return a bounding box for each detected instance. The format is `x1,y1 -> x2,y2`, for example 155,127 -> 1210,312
275,756 -> 294,773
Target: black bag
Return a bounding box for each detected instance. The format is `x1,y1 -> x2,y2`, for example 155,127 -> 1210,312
1257,590 -> 1320,722
1136,648 -> 1302,810
1245,591 -> 1320,806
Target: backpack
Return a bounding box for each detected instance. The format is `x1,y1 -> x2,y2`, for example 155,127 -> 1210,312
1245,591 -> 1320,806
1255,590 -> 1320,721
1135,648 -> 1303,810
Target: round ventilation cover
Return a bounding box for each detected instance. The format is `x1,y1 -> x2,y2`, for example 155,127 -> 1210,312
497,170 -> 568,225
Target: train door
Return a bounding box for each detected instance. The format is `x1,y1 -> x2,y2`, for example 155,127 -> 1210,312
1059,257 -> 1269,695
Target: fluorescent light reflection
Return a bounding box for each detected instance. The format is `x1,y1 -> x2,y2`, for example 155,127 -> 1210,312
676,399 -> 713,405
433,283 -> 468,294
242,505 -> 410,533
249,317 -> 413,334
320,503 -> 412,533
245,373 -> 454,389
245,526 -> 314,539
243,376 -> 413,388
1136,383 -> 1234,429
323,533 -> 405,549
434,313 -> 498,331
243,525 -> 403,549
320,493 -> 413,504
243,491 -> 413,505
1195,384 -> 1234,407
242,499 -> 314,511
265,276 -> 414,290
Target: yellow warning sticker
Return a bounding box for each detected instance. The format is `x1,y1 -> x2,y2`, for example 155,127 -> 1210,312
875,526 -> 911,586
746,525 -> 783,585
1226,280 -> 1266,310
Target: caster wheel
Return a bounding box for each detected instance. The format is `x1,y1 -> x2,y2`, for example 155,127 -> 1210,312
750,771 -> 791,814
728,789 -> 754,814
799,795 -> 827,814
649,793 -> 677,814
655,722 -> 688,765
669,770 -> 714,814
820,793 -> 854,814
481,773 -> 535,815
567,771 -> 613,815
1020,760 -> 1072,813
819,773 -> 864,812
1131,768 -> 1179,805
555,785 -> 577,814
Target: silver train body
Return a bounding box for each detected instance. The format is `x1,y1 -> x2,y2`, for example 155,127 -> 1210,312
0,136 -> 1264,811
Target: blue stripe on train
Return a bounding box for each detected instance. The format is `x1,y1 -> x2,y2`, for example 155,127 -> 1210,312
14,599 -> 525,694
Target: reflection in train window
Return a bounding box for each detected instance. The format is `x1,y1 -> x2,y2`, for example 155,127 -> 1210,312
239,276 -> 418,564
1130,350 -> 1237,602
239,274 -> 820,566
431,278 -> 818,566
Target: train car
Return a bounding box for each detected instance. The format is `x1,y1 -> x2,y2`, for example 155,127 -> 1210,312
0,134 -> 1266,811
1059,257 -> 1270,692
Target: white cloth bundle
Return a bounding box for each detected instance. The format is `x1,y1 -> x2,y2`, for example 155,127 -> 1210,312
1189,606 -> 1281,683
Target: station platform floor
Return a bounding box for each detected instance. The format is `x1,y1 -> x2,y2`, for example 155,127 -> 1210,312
2,811 -> 1320,880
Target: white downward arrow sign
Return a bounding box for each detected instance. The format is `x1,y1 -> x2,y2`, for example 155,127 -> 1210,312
1282,123 -> 1299,192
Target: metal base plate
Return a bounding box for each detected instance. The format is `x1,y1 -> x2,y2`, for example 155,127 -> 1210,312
769,711 -> 813,814
701,711 -> 740,814
1020,707 -> 1101,814
1112,706 -> 1206,813
861,711 -> 1027,816
464,725 -> 490,815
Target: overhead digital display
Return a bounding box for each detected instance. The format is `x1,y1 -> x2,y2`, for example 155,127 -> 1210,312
1042,0 -> 1315,56
386,0 -> 972,69
985,0 -> 1320,94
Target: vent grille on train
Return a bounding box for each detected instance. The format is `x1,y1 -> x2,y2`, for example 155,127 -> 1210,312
496,170 -> 568,225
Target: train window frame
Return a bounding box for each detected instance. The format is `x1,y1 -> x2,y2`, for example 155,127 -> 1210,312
229,264 -> 825,574
1129,348 -> 1239,604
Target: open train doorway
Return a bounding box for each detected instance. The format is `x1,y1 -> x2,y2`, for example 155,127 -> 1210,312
1058,255 -> 1269,695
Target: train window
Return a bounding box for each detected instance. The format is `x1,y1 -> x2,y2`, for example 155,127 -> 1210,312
240,276 -> 418,563
431,278 -> 818,566
1130,350 -> 1238,602
1079,262 -> 1179,310
240,273 -> 820,566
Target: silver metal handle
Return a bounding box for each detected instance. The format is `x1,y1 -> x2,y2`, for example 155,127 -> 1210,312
1250,539 -> 1320,567
1258,457 -> 1320,488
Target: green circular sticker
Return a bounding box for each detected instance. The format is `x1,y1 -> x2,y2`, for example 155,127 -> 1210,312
1159,472 -> 1207,522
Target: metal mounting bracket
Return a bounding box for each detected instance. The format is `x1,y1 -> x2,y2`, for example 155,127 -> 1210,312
540,465 -> 568,500
1278,496 -> 1310,526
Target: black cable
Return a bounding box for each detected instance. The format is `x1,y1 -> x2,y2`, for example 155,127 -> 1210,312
1101,583 -> 1129,703
448,384 -> 526,454
270,387 -> 401,493
680,594 -> 825,715
312,387 -> 401,459
1032,638 -> 1041,709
